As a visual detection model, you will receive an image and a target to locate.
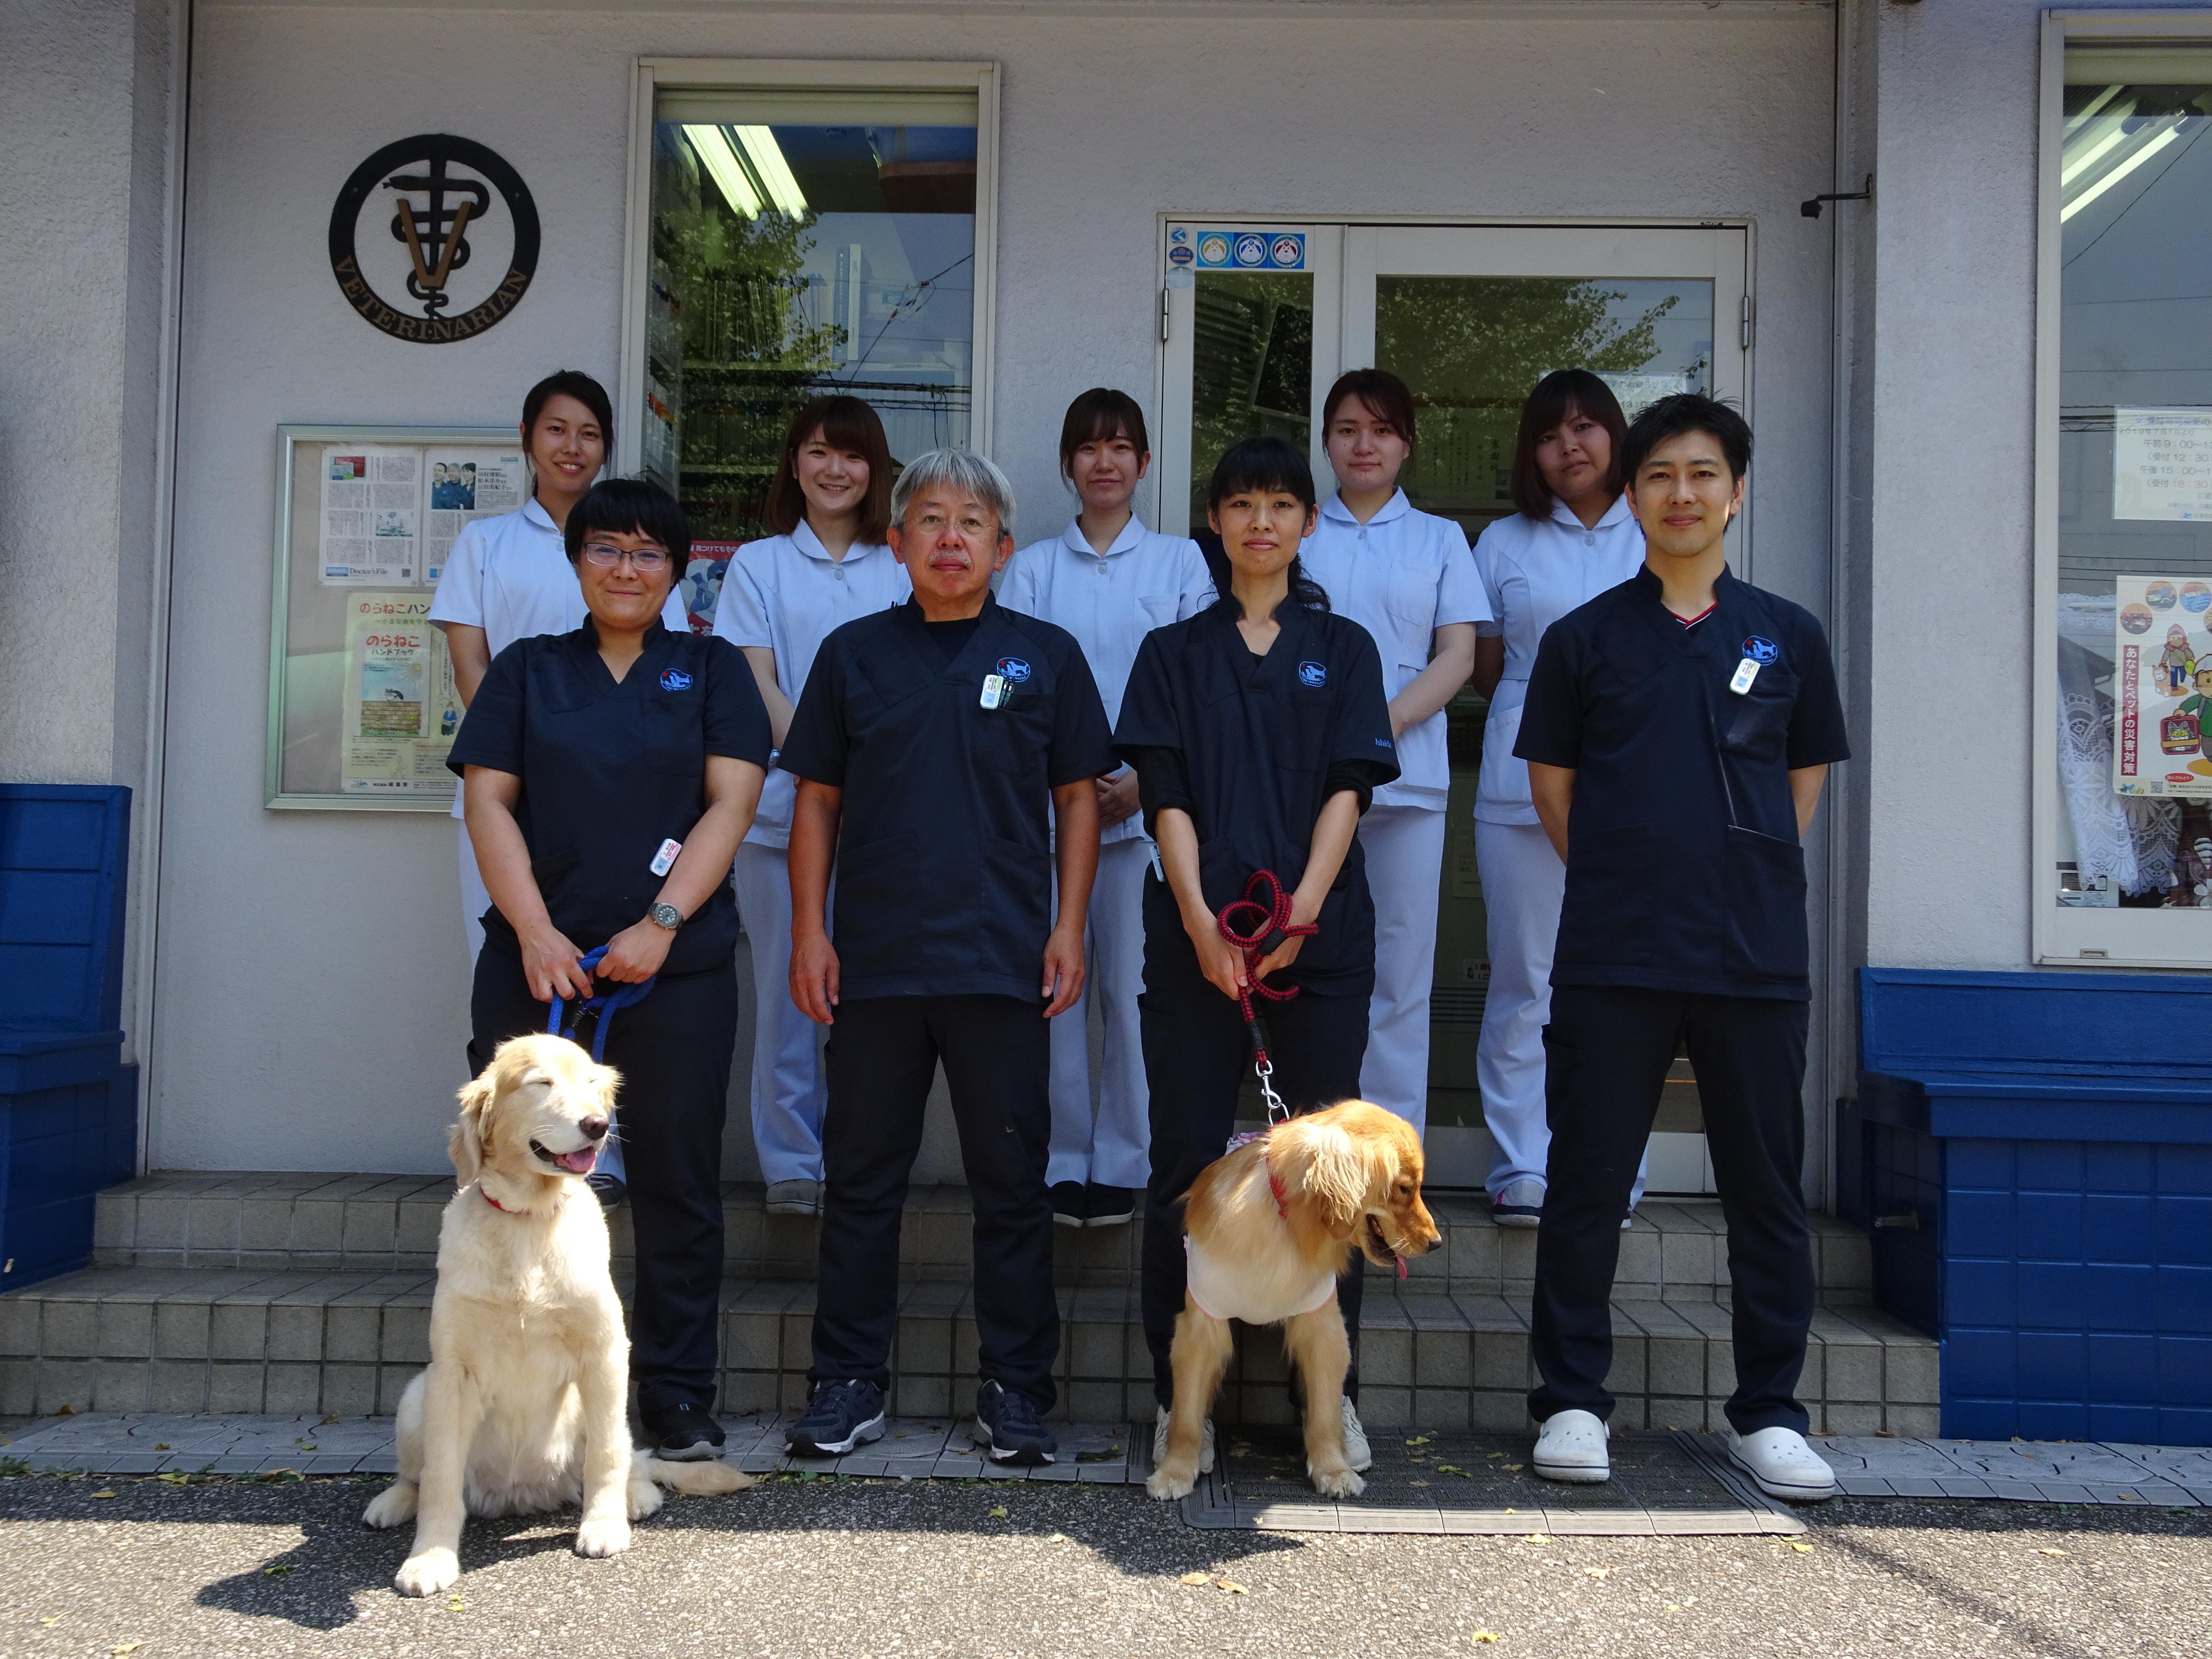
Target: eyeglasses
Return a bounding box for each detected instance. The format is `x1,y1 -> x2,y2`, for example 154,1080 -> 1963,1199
579,541 -> 671,573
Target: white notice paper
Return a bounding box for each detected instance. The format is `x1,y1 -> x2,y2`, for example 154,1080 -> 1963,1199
2114,408 -> 2212,522
319,445 -> 424,585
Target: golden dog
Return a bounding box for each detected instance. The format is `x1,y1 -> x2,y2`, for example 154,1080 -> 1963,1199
1147,1101 -> 1439,1501
364,1034 -> 749,1596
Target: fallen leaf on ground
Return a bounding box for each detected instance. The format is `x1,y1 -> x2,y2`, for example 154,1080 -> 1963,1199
2037,1547 -> 2067,1557
1664,1603 -> 1682,1613
262,1565 -> 294,1576
1405,1435 -> 1432,1446
1470,1631 -> 1501,1644
1216,1579 -> 1247,1594
1523,1533 -> 1550,1544
153,1444 -> 169,1452
90,1491 -> 117,1500
1785,1541 -> 1813,1554
1045,1532 -> 1068,1543
319,1414 -> 341,1425
987,1506 -> 1008,1519
1584,1566 -> 1612,1579
39,1618 -> 57,1628
1502,1464 -> 1524,1472
110,1646 -> 142,1656
1180,1571 -> 1213,1586
1435,1464 -> 1471,1477
445,1597 -> 465,1612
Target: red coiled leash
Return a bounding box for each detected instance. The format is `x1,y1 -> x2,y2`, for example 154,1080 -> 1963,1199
1215,870 -> 1316,1128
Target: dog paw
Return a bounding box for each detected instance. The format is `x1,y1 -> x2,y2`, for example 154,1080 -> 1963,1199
1308,1465 -> 1365,1500
574,1516 -> 632,1559
361,1481 -> 416,1530
393,1548 -> 459,1598
626,1480 -> 667,1523
1145,1466 -> 1198,1501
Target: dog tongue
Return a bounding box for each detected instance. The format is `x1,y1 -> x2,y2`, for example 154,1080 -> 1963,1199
556,1148 -> 597,1175
1395,1251 -> 1408,1280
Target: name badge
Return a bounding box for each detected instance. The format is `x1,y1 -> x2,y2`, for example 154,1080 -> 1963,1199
1729,657 -> 1762,695
650,838 -> 682,876
980,673 -> 1009,711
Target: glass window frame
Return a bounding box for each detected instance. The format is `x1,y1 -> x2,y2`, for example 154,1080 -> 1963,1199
2034,11 -> 2212,967
618,57 -> 1002,482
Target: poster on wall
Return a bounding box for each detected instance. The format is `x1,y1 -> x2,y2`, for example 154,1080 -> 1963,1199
2112,572 -> 2212,797
318,445 -> 423,585
339,590 -> 459,796
423,447 -> 525,584
2114,408 -> 2212,521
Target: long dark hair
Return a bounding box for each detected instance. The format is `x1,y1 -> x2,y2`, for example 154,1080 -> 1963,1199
1206,436 -> 1330,612
1059,387 -> 1150,478
1509,369 -> 1627,520
522,370 -> 614,456
766,395 -> 895,541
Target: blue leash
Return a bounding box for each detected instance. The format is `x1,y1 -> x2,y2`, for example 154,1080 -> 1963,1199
545,945 -> 658,1062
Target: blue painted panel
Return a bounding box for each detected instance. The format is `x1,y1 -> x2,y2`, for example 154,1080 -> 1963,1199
1861,966 -> 2212,1077
2015,1399 -> 2090,1441
2160,1337 -> 2212,1406
0,787 -> 130,1035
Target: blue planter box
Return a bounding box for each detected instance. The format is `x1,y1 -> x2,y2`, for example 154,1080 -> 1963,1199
1858,968 -> 2212,1445
0,785 -> 133,1291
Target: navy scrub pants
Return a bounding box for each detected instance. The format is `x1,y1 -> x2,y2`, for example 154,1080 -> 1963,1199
1529,984 -> 1815,1436
469,940 -> 738,1417
1139,982 -> 1372,1410
809,995 -> 1059,1411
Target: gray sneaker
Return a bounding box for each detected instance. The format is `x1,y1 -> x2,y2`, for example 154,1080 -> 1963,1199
765,1178 -> 821,1216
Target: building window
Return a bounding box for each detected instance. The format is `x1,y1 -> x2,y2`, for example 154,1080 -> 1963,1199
630,66 -> 993,552
2042,34 -> 2212,964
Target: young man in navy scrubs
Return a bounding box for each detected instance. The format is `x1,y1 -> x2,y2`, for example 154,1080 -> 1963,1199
1514,394 -> 1850,1502
778,449 -> 1115,1465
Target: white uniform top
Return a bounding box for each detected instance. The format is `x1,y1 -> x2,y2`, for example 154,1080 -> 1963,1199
429,496 -> 690,819
1002,516 -> 1213,847
1297,489 -> 1490,810
712,521 -> 910,850
1469,494 -> 1646,825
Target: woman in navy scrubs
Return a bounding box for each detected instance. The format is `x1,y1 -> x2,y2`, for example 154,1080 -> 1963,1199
449,478 -> 770,1461
1116,436 -> 1400,1472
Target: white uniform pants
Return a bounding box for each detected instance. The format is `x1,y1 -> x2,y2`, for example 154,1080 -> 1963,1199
734,839 -> 826,1185
1474,818 -> 1645,1206
1047,836 -> 1152,1190
460,818 -> 630,1183
1355,804 -> 1448,1136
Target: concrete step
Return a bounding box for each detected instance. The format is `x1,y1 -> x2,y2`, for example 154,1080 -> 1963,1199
90,1174 -> 1878,1303
0,1264 -> 1937,1436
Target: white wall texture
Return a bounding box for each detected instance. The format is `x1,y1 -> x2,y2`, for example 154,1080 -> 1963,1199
150,0 -> 1839,1173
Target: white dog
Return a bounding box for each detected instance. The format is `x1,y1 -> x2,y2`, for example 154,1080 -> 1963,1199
363,1034 -> 748,1597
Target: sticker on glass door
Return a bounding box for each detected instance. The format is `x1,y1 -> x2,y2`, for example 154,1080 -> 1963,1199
1194,230 -> 1306,271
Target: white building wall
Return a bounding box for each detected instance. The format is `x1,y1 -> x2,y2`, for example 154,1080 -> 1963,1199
154,0 -> 1836,1172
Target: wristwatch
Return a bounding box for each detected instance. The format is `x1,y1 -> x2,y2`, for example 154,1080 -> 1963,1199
648,901 -> 684,932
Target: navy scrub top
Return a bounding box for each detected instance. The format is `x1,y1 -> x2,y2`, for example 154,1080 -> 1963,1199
1514,567 -> 1850,1001
447,620 -> 772,977
777,595 -> 1116,1003
1113,598 -> 1400,996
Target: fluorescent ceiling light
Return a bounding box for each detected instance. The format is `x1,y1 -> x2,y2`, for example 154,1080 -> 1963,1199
684,125 -> 761,219
2061,122 -> 2129,187
2065,84 -> 2126,135
732,126 -> 810,217
2062,121 -> 2182,221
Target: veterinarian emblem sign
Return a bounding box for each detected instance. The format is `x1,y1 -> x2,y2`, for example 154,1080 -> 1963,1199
328,134 -> 540,344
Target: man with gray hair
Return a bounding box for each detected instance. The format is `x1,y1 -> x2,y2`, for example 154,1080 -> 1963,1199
777,447 -> 1115,1465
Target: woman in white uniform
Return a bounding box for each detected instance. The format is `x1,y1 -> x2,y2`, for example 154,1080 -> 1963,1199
429,369 -> 687,1205
1001,389 -> 1212,1230
1471,369 -> 1648,1225
1296,369 -> 1487,1135
712,395 -> 907,1217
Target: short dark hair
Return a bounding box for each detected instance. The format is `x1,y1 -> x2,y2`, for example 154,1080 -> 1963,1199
1206,436 -> 1329,612
1059,388 -> 1150,477
1322,368 -> 1418,450
1509,369 -> 1629,520
1620,392 -> 1753,484
522,370 -> 614,454
564,478 -> 691,576
766,395 -> 894,542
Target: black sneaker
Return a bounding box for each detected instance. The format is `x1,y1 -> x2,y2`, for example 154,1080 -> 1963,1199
1083,1184 -> 1135,1228
1050,1181 -> 1087,1228
641,1402 -> 723,1461
975,1380 -> 1056,1466
787,1378 -> 886,1457
586,1171 -> 626,1210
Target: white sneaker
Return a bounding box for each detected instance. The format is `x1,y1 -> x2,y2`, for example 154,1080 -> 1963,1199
1532,1409 -> 1611,1483
1340,1398 -> 1373,1472
1725,1426 -> 1839,1502
1152,1406 -> 1214,1475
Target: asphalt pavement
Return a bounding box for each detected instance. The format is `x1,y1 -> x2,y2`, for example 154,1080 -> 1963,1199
3,1470 -> 2208,1658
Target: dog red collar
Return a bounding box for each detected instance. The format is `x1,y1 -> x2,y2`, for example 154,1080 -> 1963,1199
479,1186 -> 529,1216
1264,1153 -> 1289,1221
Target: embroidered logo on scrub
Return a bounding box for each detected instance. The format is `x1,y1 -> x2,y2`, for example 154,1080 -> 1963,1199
1741,636 -> 1780,665
996,656 -> 1032,683
1297,661 -> 1327,688
659,667 -> 693,691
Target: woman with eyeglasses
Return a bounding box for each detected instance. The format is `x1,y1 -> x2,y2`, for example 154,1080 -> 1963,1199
448,477 -> 770,1463
428,370 -> 689,1207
